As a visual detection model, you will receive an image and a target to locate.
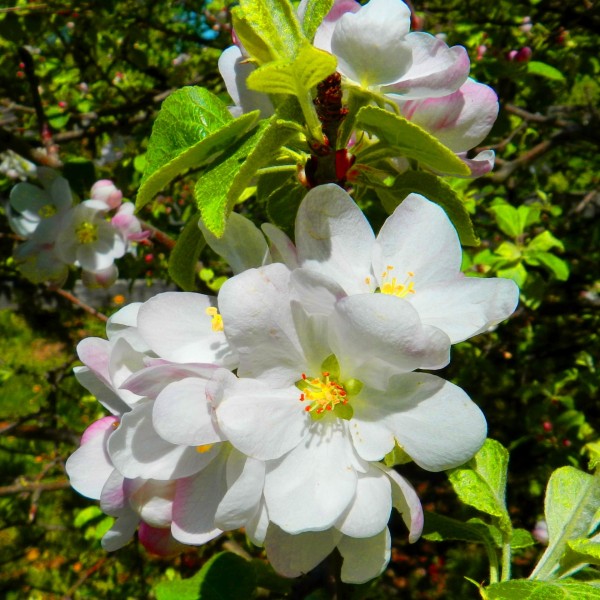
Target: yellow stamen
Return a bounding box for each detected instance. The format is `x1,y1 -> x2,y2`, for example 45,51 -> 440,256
75,221 -> 98,244
205,306 -> 224,332
379,266 -> 416,298
298,372 -> 348,415
196,444 -> 213,453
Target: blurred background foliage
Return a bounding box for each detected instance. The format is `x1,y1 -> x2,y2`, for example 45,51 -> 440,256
0,0 -> 598,598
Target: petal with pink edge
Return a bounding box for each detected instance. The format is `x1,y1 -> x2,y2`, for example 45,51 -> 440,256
338,527 -> 391,583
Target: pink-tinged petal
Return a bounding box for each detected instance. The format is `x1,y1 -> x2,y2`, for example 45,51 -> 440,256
460,149 -> 496,177
66,416 -> 117,499
373,193 -> 462,287
398,79 -> 498,152
336,465 -> 391,538
211,369 -> 308,461
100,469 -> 128,516
109,337 -> 147,406
81,264 -> 118,289
264,525 -> 342,578
218,264 -> 305,384
410,276 -> 519,343
101,512 -> 139,551
108,401 -> 219,480
383,35 -> 470,98
138,523 -> 186,557
153,378 -> 224,447
74,366 -> 127,416
338,528 -> 391,584
264,424 -> 357,534
215,450 -> 265,530
261,223 -> 299,269
91,180 -> 122,210
295,184 -> 374,295
77,337 -> 111,384
377,464 -> 423,542
309,0 -> 360,51
200,211 -> 269,274
330,294 -> 451,379
129,480 -> 176,528
380,373 -> 487,472
218,45 -> 274,117
331,0 -> 412,87
137,292 -> 234,367
122,362 -> 217,399
171,449 -> 228,544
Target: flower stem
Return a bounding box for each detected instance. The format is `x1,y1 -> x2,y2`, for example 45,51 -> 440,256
501,540 -> 512,581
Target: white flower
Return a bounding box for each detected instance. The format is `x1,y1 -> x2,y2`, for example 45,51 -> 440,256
309,0 -> 470,99
55,200 -> 126,272
294,184 -> 519,344
211,264 -> 485,545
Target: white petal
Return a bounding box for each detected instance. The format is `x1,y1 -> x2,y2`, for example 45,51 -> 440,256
348,410 -> 395,462
338,528 -> 391,584
108,401 -> 219,479
200,211 -> 269,274
213,370 -> 308,461
332,0 -> 412,87
383,34 -> 469,98
246,501 -> 269,545
100,469 -> 128,516
218,264 -> 305,384
336,465 -> 391,538
461,149 -> 496,177
129,480 -> 176,528
74,366 -> 127,416
377,464 -> 424,542
261,223 -> 299,269
137,292 -> 233,366
311,0 -> 360,53
215,451 -> 265,529
381,373 -> 487,471
109,337 -> 147,406
153,378 -> 223,446
295,184 -> 374,295
290,267 -> 348,316
373,193 -> 462,287
66,416 -> 117,499
101,512 -> 139,551
171,449 -> 228,544
330,294 -> 451,378
265,525 -> 342,578
264,424 -> 357,533
411,276 -> 519,343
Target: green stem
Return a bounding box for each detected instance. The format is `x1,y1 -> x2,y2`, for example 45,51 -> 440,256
297,89 -> 325,145
255,165 -> 297,175
484,539 -> 500,584
501,540 -> 512,581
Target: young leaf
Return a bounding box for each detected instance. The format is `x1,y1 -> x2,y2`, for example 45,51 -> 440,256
374,170 -> 479,246
489,205 -> 524,238
355,106 -> 471,176
154,552 -> 256,600
530,467 -> 600,580
232,0 -> 305,64
527,61 -> 566,82
527,230 -> 564,253
484,579 -> 599,600
422,511 -> 497,546
567,539 -> 600,566
247,45 -> 337,96
301,0 -> 334,41
137,87 -> 259,211
447,439 -> 511,532
523,251 -> 569,281
168,213 -> 206,291
196,117 -> 299,237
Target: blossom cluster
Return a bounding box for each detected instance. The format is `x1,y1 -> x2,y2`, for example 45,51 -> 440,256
66,183 -> 518,582
219,0 -> 499,176
8,169 -> 148,288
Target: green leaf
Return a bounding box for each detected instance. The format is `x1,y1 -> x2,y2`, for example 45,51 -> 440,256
511,528 -> 537,549
527,230 -> 564,252
531,467 -> 600,580
168,213 -> 206,291
375,170 -> 479,246
232,0 -> 305,64
355,106 -> 471,176
301,0 -> 334,41
422,511 -> 497,545
196,117 -> 299,237
490,205 -> 524,238
484,579 -> 599,599
524,251 -> 570,281
527,61 -> 566,82
74,505 -> 103,528
154,552 -> 256,600
567,539 -> 600,566
137,87 -> 259,211
447,439 -> 511,531
266,176 -> 307,236
247,45 -> 337,96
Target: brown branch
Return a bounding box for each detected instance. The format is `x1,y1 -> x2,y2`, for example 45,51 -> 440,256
63,557 -> 110,600
0,126 -> 62,168
51,287 -> 109,322
140,220 -> 176,250
0,479 -> 70,496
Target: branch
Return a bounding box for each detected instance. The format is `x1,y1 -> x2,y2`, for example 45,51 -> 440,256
51,287 -> 108,323
0,479 -> 71,496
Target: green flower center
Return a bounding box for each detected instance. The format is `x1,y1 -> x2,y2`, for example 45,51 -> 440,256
75,221 -> 99,244
38,205 -> 57,218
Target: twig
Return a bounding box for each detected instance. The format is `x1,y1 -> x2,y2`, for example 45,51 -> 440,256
51,287 -> 108,322
62,557 -> 109,600
0,479 -> 70,496
140,220 -> 176,250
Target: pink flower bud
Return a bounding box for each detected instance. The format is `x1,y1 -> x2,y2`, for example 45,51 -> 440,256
476,45 -> 487,61
515,46 -> 532,62
90,180 -> 122,210
507,50 -> 518,61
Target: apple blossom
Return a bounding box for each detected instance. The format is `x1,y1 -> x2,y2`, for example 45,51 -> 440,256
294,184 -> 519,344
90,179 -> 123,210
